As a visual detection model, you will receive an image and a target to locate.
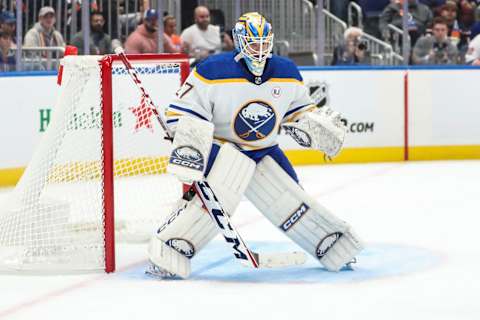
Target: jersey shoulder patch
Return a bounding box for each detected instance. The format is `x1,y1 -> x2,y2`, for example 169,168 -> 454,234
195,52 -> 248,81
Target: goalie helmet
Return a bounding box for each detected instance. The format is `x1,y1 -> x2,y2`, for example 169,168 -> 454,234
233,12 -> 274,76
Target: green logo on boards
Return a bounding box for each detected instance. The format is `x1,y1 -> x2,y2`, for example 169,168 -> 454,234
39,107 -> 123,132
39,108 -> 51,132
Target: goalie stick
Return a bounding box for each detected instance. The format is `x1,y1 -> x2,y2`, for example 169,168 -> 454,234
114,48 -> 307,269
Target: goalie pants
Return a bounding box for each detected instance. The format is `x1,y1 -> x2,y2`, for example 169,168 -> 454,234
205,143 -> 299,183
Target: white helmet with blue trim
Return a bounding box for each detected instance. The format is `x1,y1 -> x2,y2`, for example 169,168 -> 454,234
233,12 -> 274,76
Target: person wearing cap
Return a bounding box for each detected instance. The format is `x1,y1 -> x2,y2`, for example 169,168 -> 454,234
70,11 -> 112,55
180,6 -> 221,61
24,6 -> 65,48
124,9 -> 159,54
0,11 -> 16,43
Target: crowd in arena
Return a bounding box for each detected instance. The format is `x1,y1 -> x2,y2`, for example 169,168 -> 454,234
1,0 -> 480,72
330,0 -> 480,65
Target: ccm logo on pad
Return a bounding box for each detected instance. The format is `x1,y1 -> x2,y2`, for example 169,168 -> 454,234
169,146 -> 204,171
281,203 -> 309,231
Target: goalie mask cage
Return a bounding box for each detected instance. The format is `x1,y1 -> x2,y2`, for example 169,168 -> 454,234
0,54 -> 190,273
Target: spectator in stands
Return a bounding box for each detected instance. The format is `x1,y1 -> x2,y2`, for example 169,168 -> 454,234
438,2 -> 460,50
329,0 -> 350,22
439,1 -> 459,31
223,29 -> 235,51
124,9 -> 159,54
163,15 -> 184,53
470,5 -> 480,38
412,17 -> 459,64
419,0 -> 447,15
358,0 -> 391,38
181,6 -> 221,61
24,6 -> 65,48
0,11 -> 16,44
458,0 -> 477,30
71,11 -> 112,55
331,27 -> 371,65
465,32 -> 480,64
379,0 -> 433,46
0,30 -> 15,71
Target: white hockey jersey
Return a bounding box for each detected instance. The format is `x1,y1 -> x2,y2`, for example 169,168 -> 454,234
465,34 -> 480,64
166,52 -> 315,150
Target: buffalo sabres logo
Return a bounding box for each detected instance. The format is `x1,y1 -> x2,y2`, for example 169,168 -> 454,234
316,232 -> 342,259
283,126 -> 312,148
166,238 -> 195,258
169,146 -> 204,171
234,101 -> 276,141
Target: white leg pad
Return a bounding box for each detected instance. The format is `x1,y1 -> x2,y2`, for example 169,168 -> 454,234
148,235 -> 191,278
148,143 -> 255,276
245,156 -> 363,271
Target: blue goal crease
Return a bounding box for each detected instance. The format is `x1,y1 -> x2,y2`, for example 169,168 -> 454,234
118,241 -> 441,284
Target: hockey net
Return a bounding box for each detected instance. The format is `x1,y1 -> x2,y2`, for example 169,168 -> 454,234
0,54 -> 190,273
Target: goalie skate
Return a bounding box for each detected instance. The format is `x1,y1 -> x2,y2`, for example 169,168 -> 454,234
145,263 -> 177,279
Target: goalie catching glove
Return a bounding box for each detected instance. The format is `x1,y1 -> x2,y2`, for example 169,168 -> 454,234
282,107 -> 346,158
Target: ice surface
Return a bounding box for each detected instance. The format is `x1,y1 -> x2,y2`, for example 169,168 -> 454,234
0,160 -> 479,320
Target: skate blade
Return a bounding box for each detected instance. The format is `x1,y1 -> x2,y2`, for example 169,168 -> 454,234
145,263 -> 178,279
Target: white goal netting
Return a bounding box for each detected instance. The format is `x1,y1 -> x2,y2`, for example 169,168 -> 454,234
0,55 -> 186,272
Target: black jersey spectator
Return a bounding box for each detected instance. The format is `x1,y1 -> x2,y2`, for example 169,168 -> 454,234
438,2 -> 462,45
412,16 -> 459,64
71,11 -> 112,55
457,0 -> 476,35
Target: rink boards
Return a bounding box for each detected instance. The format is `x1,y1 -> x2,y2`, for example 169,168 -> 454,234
1,66 -> 480,186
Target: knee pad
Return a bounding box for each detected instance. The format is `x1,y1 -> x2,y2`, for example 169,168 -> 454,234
245,156 -> 363,271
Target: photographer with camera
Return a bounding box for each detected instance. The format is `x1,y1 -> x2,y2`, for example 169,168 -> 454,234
331,27 -> 371,66
412,17 -> 459,65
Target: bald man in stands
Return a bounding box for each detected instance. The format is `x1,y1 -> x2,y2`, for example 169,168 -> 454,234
181,6 -> 221,61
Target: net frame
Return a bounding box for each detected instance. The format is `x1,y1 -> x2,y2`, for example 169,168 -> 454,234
0,53 -> 190,274
99,53 -> 189,273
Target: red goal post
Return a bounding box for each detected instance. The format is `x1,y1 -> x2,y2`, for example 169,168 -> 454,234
0,54 -> 190,273
101,54 -> 189,272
